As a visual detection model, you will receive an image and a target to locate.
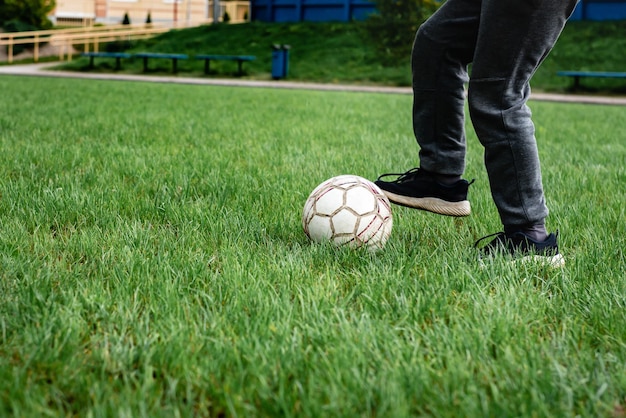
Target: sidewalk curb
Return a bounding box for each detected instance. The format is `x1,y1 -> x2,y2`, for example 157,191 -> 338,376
2,62 -> 626,106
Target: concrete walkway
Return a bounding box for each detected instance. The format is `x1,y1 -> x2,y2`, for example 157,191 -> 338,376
2,62 -> 626,106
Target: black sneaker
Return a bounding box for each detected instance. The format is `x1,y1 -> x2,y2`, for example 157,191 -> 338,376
474,231 -> 565,268
375,168 -> 473,217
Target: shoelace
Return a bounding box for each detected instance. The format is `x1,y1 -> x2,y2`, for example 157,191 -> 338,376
378,168 -> 476,188
376,167 -> 421,183
473,232 -> 506,249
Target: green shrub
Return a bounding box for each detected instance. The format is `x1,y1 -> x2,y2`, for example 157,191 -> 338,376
3,18 -> 37,33
2,19 -> 38,55
364,0 -> 439,65
0,0 -> 54,29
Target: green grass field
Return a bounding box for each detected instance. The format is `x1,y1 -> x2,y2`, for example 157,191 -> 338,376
0,75 -> 625,417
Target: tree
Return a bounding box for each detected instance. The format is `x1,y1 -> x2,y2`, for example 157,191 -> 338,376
0,0 -> 55,29
363,0 -> 440,65
122,12 -> 131,25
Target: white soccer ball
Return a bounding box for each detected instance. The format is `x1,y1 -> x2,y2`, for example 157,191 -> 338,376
302,175 -> 393,251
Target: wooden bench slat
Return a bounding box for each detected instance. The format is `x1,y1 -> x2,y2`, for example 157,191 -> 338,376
195,54 -> 256,61
82,52 -> 133,58
557,71 -> 626,78
134,52 -> 189,59
557,70 -> 626,88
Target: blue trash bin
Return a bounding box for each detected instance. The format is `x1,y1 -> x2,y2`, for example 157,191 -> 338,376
281,45 -> 290,78
271,44 -> 290,80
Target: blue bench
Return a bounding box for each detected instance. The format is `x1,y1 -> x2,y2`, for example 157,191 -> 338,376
134,52 -> 189,73
557,71 -> 626,89
195,54 -> 256,76
81,52 -> 132,70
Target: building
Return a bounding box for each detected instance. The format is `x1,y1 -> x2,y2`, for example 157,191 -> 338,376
570,0 -> 626,20
47,0 -> 626,27
50,0 -> 250,26
250,0 -> 626,22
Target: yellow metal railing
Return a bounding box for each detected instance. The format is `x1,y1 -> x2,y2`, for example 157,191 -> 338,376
0,22 -> 209,63
50,24 -> 172,61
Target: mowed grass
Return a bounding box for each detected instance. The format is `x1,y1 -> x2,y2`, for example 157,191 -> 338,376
0,75 -> 625,417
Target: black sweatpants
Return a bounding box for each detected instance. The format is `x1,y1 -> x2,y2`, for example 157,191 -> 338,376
411,0 -> 578,226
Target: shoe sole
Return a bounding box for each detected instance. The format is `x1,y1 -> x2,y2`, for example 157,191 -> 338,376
479,253 -> 565,269
518,253 -> 565,268
382,191 -> 471,217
